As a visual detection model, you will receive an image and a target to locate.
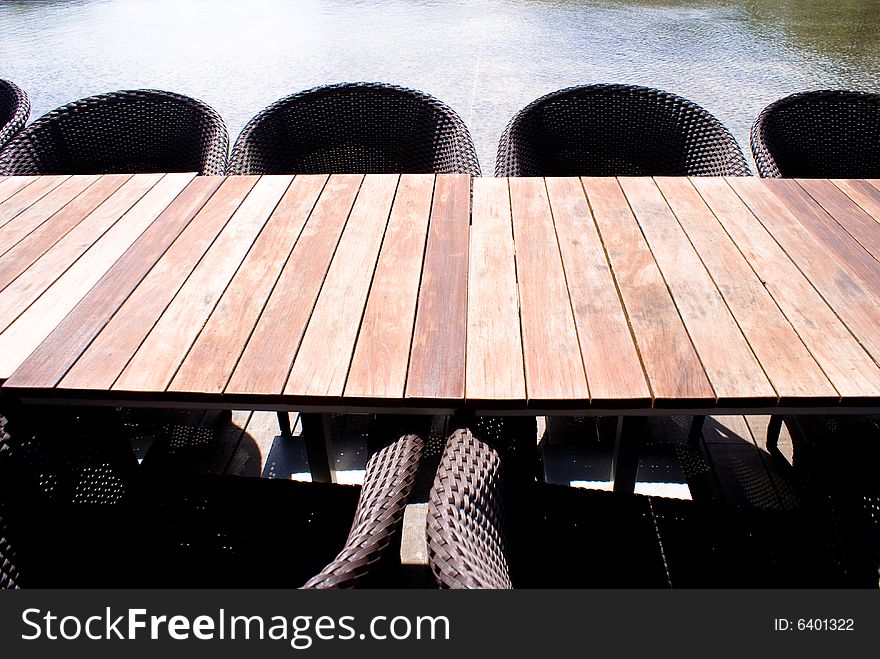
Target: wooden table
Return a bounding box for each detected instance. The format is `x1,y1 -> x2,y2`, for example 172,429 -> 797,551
2,173 -> 880,482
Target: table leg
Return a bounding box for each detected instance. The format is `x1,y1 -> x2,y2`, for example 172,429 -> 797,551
688,415 -> 706,446
276,411 -> 293,438
612,416 -> 644,494
766,415 -> 782,452
299,412 -> 336,484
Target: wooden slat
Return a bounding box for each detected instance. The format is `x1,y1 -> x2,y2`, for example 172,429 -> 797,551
170,175 -> 327,394
4,176 -> 225,390
344,174 -> 433,399
693,178 -> 880,399
405,174 -> 470,401
547,177 -> 649,404
797,178 -> 880,264
0,176 -> 158,331
657,177 -> 835,401
831,178 -> 880,221
56,176 -> 256,391
767,179 -> 880,299
0,175 -> 100,251
0,176 -> 38,208
285,174 -> 399,398
0,173 -> 196,379
114,176 -> 294,392
730,177 -> 880,367
0,176 -> 69,231
509,177 -> 588,404
464,177 -> 525,403
583,177 -> 714,404
0,174 -> 132,293
620,178 -> 774,402
226,174 -> 363,396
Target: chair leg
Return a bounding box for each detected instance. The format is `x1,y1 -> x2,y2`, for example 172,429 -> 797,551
299,413 -> 336,484
612,416 -> 644,494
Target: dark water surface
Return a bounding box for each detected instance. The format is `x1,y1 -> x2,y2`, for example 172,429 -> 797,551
1,0 -> 878,170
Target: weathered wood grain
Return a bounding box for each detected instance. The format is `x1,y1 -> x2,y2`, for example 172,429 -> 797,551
171,175 -> 328,394
285,174 -> 399,398
695,177 -> 880,399
115,175 -> 293,392
4,176 -> 224,389
56,176 -> 254,390
658,177 -> 835,401
345,174 -> 434,400
226,174 -> 363,396
583,177 -> 714,404
405,174 -> 470,401
465,177 -> 526,403
0,173 -> 196,380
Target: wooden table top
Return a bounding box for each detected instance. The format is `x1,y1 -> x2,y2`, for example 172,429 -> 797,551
2,173 -> 880,414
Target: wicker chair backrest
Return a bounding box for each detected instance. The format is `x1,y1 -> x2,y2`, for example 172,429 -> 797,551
496,83 -> 750,177
751,90 -> 880,178
229,82 -> 480,175
0,89 -> 228,175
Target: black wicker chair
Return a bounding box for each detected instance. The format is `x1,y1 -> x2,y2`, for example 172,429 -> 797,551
228,82 -> 480,175
132,430 -> 425,589
496,83 -> 751,177
427,424 -> 841,589
0,80 -> 29,151
0,407 -> 139,588
0,89 -> 228,176
751,90 -> 880,178
0,406 -> 425,588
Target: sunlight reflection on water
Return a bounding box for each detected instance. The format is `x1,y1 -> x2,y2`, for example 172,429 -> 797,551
1,0 -> 878,169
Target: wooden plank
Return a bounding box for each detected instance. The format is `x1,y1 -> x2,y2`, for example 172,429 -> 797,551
729,177 -> 880,369
226,174 -> 363,396
345,174 -> 433,400
4,176 -> 225,390
583,177 -> 714,404
0,174 -> 133,293
114,176 -> 294,392
767,179 -> 880,300
0,175 -> 100,252
797,178 -> 880,264
56,176 -> 256,391
0,173 -> 196,380
405,174 -> 470,401
0,176 -> 38,207
0,176 -> 158,332
547,177 -> 649,404
286,174 -> 399,398
620,177 -> 774,402
171,175 -> 328,394
693,178 -> 880,399
464,177 -> 525,403
655,177 -> 834,401
0,176 -> 69,231
831,178 -> 880,221
509,177 -> 588,403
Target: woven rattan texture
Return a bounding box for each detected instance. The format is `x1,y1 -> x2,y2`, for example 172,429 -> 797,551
0,407 -> 138,587
0,80 -> 29,151
496,83 -> 751,177
228,82 -> 481,175
751,90 -> 880,178
0,89 -> 228,175
427,428 -> 512,589
304,432 -> 426,588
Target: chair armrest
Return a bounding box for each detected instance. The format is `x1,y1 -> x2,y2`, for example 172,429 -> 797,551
426,427 -> 512,589
302,431 -> 425,588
